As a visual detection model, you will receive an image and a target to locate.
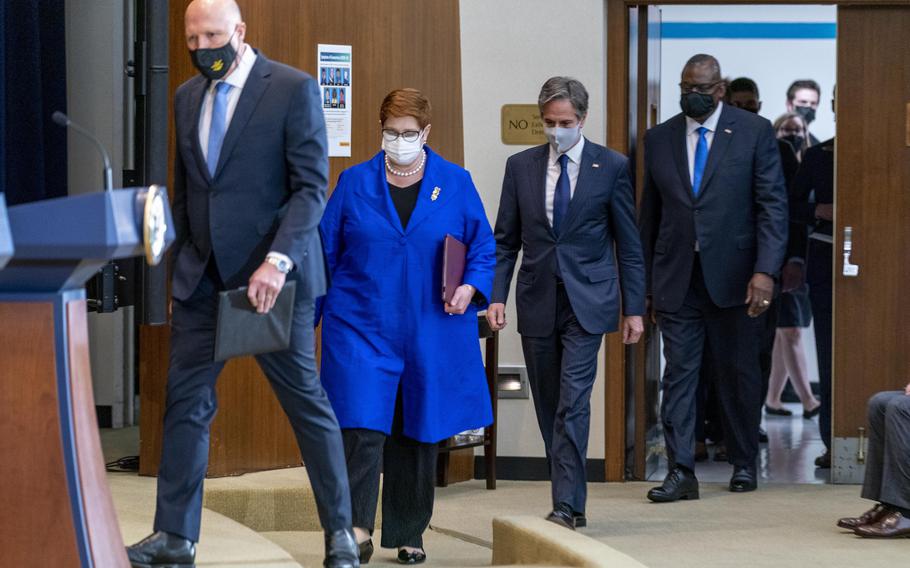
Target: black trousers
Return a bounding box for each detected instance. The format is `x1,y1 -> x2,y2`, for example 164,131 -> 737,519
342,393 -> 438,549
658,257 -> 764,470
521,282 -> 603,514
807,239 -> 832,449
861,391 -> 910,510
154,261 -> 352,542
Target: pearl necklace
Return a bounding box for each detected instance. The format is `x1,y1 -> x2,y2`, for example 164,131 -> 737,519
385,150 -> 426,177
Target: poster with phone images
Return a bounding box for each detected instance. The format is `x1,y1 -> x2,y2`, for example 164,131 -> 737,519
317,44 -> 352,157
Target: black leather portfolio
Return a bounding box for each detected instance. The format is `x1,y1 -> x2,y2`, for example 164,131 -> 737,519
213,281 -> 297,362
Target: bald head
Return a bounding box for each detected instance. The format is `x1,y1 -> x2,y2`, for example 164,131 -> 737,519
185,0 -> 245,52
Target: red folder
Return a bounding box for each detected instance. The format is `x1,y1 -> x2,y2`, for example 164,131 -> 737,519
442,234 -> 466,304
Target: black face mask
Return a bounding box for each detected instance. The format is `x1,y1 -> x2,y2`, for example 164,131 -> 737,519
781,134 -> 805,152
793,105 -> 816,124
190,31 -> 237,80
680,92 -> 716,119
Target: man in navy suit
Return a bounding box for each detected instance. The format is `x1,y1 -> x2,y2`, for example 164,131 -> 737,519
126,2 -> 358,567
487,77 -> 645,530
640,54 -> 787,501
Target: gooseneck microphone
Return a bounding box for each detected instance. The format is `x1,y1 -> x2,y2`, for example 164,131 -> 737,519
51,111 -> 113,192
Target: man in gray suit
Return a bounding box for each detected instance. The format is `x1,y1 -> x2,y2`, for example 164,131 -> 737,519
126,2 -> 358,567
487,77 -> 645,530
837,383 -> 910,538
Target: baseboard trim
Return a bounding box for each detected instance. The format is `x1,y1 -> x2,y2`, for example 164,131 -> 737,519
474,456 -> 606,483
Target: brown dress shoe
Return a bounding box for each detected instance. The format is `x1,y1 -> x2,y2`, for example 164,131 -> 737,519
853,511 -> 910,538
837,503 -> 891,529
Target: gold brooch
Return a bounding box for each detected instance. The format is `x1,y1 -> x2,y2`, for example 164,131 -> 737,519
431,186 -> 441,201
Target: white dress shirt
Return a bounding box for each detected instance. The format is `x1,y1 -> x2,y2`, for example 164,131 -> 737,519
684,100 -> 723,185
198,43 -> 257,157
545,136 -> 585,226
197,45 -> 292,271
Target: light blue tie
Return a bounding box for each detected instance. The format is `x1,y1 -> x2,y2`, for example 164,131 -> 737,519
207,81 -> 232,176
691,126 -> 709,196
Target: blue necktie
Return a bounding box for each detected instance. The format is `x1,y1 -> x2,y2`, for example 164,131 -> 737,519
553,153 -> 570,235
207,81 -> 232,176
691,126 -> 709,196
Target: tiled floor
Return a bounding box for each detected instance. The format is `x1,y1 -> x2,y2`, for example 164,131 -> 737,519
652,402 -> 829,484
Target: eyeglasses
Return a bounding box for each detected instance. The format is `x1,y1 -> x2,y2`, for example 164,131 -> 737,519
679,81 -> 720,95
382,129 -> 422,143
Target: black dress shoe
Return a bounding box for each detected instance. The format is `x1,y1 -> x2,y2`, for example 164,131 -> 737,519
573,512 -> 587,528
803,405 -> 821,419
729,466 -> 757,492
126,531 -> 195,568
397,548 -> 427,564
647,467 -> 699,503
815,450 -> 831,468
358,539 -> 374,564
765,404 -> 793,416
325,527 -> 360,568
545,503 -> 575,530
759,427 -> 769,443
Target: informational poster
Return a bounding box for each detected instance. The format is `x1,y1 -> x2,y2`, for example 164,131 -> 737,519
317,44 -> 352,157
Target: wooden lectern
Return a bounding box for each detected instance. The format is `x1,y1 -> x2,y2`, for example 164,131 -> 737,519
0,188 -> 174,567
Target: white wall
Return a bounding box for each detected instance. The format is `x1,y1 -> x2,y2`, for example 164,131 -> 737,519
659,5 -> 837,142
460,0 -> 609,459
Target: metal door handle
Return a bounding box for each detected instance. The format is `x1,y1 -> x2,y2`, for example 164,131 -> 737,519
843,226 -> 860,277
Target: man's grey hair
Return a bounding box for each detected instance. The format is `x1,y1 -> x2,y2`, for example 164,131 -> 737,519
538,77 -> 588,119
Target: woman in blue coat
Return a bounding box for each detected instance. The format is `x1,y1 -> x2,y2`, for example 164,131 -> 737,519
318,88 -> 495,564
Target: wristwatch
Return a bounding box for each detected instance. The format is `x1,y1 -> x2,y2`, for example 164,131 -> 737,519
266,254 -> 292,274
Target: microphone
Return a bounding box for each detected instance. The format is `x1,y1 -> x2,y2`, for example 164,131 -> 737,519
52,111 -> 113,192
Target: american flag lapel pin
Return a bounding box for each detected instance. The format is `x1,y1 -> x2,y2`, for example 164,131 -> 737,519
592,163 -> 600,168
724,128 -> 733,134
431,186 -> 441,201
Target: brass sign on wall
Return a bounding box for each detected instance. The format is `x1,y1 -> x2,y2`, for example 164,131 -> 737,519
501,104 -> 546,145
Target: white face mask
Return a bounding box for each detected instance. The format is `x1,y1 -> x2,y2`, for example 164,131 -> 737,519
543,125 -> 582,154
382,131 -> 424,166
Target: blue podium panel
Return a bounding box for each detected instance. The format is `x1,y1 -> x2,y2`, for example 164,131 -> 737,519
0,193 -> 13,269
0,187 -> 175,292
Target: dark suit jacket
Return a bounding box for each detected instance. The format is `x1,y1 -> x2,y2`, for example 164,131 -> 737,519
788,137 -> 834,261
492,139 -> 646,337
170,51 -> 328,301
639,105 -> 788,313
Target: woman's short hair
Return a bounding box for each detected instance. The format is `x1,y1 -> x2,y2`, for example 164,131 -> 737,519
380,88 -> 432,129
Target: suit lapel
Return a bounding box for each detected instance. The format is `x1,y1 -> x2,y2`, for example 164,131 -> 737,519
697,107 -> 736,198
670,115 -> 694,200
530,145 -> 555,238
404,148 -> 458,235
213,54 -> 271,179
559,139 -> 597,233
187,78 -> 212,184
361,153 -> 405,235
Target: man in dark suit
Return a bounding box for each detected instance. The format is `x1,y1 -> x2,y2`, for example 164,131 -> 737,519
639,54 -> 787,501
487,77 -> 645,530
789,132 -> 835,468
126,2 -> 358,567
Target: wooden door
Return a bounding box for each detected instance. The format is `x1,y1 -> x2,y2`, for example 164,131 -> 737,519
831,4 -> 910,483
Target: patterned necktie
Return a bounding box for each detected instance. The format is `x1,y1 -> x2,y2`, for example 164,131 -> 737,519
553,153 -> 570,235
691,126 -> 709,196
207,81 -> 232,176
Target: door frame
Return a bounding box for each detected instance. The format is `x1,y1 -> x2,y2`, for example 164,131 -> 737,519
603,0 -> 910,482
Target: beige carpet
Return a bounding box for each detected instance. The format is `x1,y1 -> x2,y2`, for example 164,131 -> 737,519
432,479 -> 908,568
